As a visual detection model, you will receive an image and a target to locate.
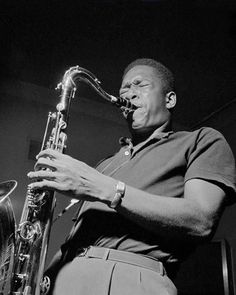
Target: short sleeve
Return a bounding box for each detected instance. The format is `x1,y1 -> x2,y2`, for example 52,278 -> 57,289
184,128 -> 236,202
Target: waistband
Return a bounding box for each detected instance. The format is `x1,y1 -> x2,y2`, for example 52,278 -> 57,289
77,246 -> 165,275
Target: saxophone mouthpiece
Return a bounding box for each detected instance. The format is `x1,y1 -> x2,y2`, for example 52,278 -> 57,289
110,95 -> 137,111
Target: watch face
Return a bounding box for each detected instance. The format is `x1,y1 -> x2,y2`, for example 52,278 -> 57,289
110,181 -> 125,209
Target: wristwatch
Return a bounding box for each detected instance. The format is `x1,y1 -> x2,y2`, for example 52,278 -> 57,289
109,181 -> 126,209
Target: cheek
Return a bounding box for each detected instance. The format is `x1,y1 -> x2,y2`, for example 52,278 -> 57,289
146,101 -> 166,124
147,100 -> 162,115
150,93 -> 166,111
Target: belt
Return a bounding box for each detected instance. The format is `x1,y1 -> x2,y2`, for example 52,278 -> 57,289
77,246 -> 165,275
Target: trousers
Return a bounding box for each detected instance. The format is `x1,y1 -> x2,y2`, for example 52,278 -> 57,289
52,248 -> 177,295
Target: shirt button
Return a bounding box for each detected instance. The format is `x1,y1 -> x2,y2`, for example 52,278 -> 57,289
125,150 -> 130,156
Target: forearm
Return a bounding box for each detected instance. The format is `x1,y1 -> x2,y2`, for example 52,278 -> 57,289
112,185 -> 214,242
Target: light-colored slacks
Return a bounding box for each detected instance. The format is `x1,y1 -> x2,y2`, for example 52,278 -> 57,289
53,256 -> 177,295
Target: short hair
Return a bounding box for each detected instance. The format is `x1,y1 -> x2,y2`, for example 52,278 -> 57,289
123,58 -> 175,94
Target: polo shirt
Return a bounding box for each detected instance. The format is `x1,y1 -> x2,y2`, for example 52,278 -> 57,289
64,127 -> 236,268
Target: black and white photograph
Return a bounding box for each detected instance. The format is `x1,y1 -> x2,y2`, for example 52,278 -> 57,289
0,1 -> 236,294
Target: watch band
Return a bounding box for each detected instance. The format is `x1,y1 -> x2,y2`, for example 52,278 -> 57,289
109,181 -> 126,209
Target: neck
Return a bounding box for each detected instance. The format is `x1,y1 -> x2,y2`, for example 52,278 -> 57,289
131,120 -> 172,146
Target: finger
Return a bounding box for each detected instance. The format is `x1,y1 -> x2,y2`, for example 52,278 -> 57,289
36,148 -> 62,160
28,179 -> 64,191
34,157 -> 57,171
27,170 -> 57,180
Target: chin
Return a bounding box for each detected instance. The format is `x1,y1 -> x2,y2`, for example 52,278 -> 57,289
127,115 -> 150,134
131,121 -> 159,134
131,125 -> 151,134
131,121 -> 145,131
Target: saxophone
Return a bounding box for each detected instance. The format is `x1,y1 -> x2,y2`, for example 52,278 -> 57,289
7,66 -> 136,295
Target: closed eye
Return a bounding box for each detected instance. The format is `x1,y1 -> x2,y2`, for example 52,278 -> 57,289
139,83 -> 149,87
133,79 -> 150,87
119,80 -> 150,95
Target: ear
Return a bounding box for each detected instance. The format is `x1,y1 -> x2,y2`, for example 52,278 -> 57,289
165,91 -> 177,110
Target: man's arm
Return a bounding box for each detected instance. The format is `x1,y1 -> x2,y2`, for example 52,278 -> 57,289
28,149 -> 227,242
116,178 -> 226,241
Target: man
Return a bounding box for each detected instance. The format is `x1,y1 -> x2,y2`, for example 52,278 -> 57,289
28,58 -> 236,295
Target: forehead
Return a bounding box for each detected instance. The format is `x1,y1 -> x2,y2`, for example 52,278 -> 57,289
122,65 -> 158,85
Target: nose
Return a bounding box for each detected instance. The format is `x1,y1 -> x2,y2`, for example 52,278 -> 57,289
127,93 -> 138,101
125,86 -> 139,101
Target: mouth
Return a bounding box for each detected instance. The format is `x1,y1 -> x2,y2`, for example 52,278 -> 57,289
130,105 -> 144,119
121,103 -> 140,115
133,102 -> 142,108
121,103 -> 144,120
131,103 -> 142,112
133,104 -> 144,113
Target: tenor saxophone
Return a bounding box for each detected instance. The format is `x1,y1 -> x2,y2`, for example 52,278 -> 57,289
9,66 -> 136,295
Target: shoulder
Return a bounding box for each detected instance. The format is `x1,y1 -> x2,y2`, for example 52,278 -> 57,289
192,127 -> 226,142
172,127 -> 229,150
190,127 -> 232,153
182,127 -> 236,200
172,127 -> 235,178
173,127 -> 224,140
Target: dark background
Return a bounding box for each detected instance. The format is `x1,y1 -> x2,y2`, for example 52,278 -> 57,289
1,0 -> 236,129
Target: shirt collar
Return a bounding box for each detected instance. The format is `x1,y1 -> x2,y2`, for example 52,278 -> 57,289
119,130 -> 173,147
148,129 -> 174,141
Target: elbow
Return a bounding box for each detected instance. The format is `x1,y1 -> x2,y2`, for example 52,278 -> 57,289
190,205 -> 223,242
194,217 -> 215,242
198,224 -> 213,241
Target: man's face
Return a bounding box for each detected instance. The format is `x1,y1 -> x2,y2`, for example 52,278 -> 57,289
120,65 -> 170,133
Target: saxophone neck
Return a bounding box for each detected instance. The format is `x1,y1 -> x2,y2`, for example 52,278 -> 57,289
56,65 -> 137,115
56,68 -> 78,113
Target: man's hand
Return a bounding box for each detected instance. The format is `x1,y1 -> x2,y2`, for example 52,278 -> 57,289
27,149 -> 117,204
